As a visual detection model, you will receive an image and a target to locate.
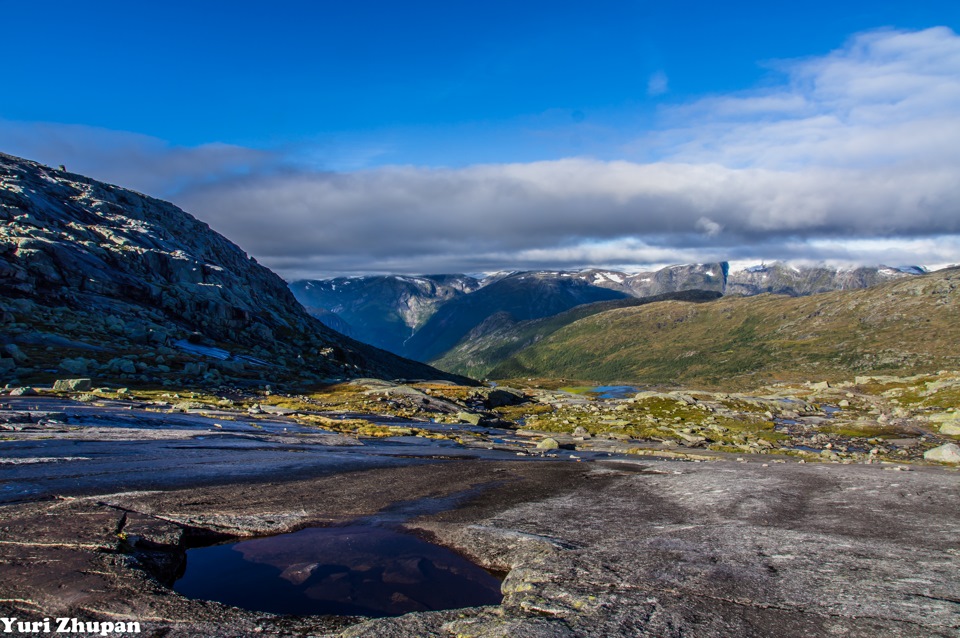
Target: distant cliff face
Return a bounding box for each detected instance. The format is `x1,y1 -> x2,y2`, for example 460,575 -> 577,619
575,263 -> 728,298
0,153 -> 465,387
290,275 -> 481,353
726,263 -> 923,297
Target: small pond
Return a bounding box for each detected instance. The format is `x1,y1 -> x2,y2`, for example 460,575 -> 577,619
174,524 -> 503,617
591,385 -> 638,399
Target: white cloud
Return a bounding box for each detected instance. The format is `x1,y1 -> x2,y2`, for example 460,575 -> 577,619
0,120 -> 275,197
695,216 -> 723,236
647,70 -> 669,96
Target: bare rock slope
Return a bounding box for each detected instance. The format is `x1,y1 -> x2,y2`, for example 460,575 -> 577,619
0,152 -> 463,386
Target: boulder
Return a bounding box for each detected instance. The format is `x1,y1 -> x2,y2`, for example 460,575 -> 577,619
53,378 -> 92,392
457,411 -> 482,426
9,386 -> 38,396
484,388 -> 527,408
924,443 -> 960,464
536,437 -> 560,450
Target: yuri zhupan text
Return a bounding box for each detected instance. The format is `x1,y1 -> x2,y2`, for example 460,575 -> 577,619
0,618 -> 141,635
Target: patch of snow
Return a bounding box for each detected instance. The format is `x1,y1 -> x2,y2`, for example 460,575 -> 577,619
173,339 -> 232,361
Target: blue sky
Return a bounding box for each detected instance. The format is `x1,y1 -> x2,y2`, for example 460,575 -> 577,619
3,1 -> 960,277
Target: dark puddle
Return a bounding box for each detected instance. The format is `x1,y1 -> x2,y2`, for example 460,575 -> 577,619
173,490 -> 504,617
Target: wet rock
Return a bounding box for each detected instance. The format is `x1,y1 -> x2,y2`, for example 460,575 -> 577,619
924,443 -> 960,463
53,378 -> 92,392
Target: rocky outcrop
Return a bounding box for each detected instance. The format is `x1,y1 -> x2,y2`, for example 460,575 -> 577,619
0,152 -> 466,387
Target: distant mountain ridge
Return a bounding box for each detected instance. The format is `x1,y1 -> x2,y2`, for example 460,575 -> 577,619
0,152 -> 465,386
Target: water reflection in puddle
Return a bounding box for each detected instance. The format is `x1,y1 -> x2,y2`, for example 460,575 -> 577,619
174,525 -> 503,617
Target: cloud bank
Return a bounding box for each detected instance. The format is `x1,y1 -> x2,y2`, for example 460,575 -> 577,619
4,27 -> 959,278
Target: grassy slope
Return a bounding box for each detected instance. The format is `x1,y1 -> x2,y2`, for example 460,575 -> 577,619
432,290 -> 722,378
488,267 -> 960,390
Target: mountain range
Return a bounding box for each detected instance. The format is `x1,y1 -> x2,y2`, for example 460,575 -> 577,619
290,261 -> 925,371
0,153 -> 465,387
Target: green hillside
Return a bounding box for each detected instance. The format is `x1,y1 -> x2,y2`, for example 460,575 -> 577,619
488,267 -> 960,390
432,290 -> 722,378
